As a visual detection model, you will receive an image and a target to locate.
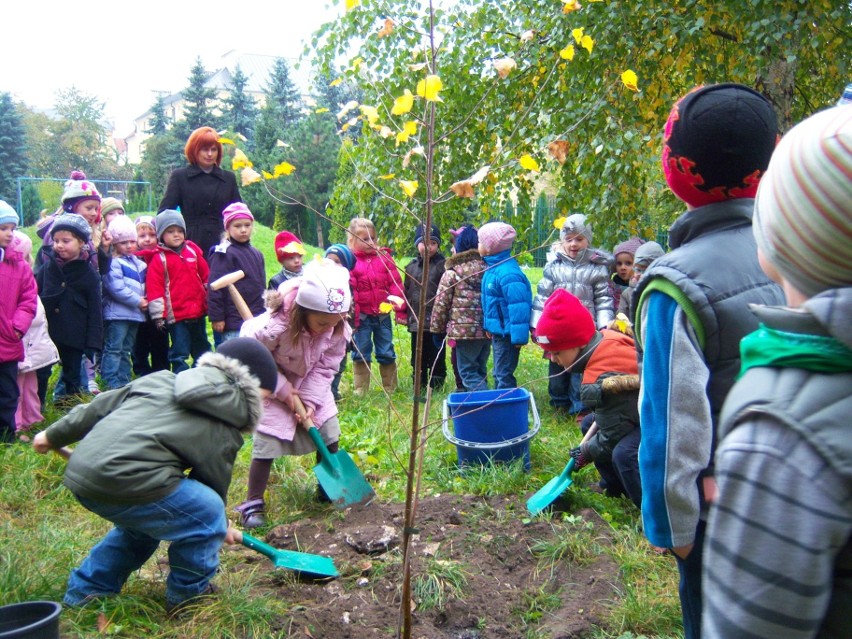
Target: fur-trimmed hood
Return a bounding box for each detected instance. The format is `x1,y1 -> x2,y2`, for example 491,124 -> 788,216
444,248 -> 484,270
186,351 -> 265,433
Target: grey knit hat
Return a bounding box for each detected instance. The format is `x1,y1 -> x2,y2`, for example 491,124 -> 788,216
633,241 -> 665,268
155,209 -> 186,242
560,213 -> 592,242
51,214 -> 92,242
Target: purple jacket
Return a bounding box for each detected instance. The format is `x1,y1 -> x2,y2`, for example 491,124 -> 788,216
207,239 -> 266,331
0,246 -> 38,363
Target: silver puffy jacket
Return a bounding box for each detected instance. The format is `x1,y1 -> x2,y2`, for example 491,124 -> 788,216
531,245 -> 615,328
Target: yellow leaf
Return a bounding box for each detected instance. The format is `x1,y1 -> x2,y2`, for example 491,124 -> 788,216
621,69 -> 639,92
359,105 -> 379,125
450,180 -> 475,198
580,34 -> 594,54
391,89 -> 414,115
262,170 -> 273,179
572,27 -> 585,44
241,167 -> 262,186
377,18 -> 394,38
236,132 -> 247,142
493,57 -> 517,79
315,107 -> 330,114
329,77 -> 343,87
553,216 -> 567,230
547,139 -> 571,164
350,57 -> 364,70
559,45 -> 575,61
379,302 -> 394,313
379,173 -> 396,180
395,121 -> 417,146
408,62 -> 428,72
273,161 -> 295,177
231,148 -> 252,170
416,75 -> 443,102
341,122 -> 351,132
562,0 -> 582,13
219,137 -> 234,145
519,154 -> 540,172
275,139 -> 290,148
345,0 -> 360,11
399,180 -> 418,198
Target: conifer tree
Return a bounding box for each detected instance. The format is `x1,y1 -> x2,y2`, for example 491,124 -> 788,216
0,92 -> 28,203
174,57 -> 219,140
222,65 -> 259,145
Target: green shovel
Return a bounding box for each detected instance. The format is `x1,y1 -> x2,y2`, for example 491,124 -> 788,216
235,530 -> 338,579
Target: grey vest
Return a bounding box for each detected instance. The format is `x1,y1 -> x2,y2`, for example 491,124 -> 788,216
636,198 -> 784,427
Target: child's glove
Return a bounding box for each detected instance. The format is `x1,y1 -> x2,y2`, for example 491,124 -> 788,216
569,446 -> 591,471
154,318 -> 167,332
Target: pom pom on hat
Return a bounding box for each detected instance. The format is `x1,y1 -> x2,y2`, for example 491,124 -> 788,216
295,258 -> 352,314
613,237 -> 644,258
222,202 -> 254,228
51,213 -> 92,242
560,213 -> 592,242
108,215 -> 138,244
455,225 -> 479,253
99,197 -> 124,219
11,230 -> 32,258
325,243 -> 356,271
662,83 -> 778,208
534,289 -> 596,352
135,215 -> 155,230
414,223 -> 441,249
61,170 -> 101,211
753,106 -> 852,298
215,337 -> 278,392
477,222 -> 516,254
0,200 -> 18,226
634,241 -> 665,268
155,209 -> 186,241
274,231 -> 305,262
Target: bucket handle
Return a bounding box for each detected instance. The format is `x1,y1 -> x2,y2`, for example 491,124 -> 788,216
442,393 -> 541,450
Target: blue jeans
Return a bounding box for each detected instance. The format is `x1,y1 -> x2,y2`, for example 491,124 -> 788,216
455,339 -> 491,391
168,318 -> 211,373
65,479 -> 227,608
351,314 -> 396,365
101,320 -> 140,389
491,335 -> 520,389
676,520 -> 705,639
213,330 -> 240,348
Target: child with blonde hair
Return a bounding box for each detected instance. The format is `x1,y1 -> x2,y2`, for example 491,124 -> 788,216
346,217 -> 406,395
131,216 -> 169,376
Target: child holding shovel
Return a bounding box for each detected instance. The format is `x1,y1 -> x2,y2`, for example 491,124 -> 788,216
31,338 -> 278,613
235,259 -> 352,528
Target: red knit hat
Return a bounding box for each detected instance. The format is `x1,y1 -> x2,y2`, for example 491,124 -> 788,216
274,230 -> 305,262
534,289 -> 595,351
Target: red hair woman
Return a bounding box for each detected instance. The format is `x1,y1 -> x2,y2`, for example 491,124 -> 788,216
158,126 -> 242,255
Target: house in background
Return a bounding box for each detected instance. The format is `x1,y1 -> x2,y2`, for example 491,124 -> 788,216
123,51 -> 312,164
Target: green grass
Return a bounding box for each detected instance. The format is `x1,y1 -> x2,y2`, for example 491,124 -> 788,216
5,219 -> 682,637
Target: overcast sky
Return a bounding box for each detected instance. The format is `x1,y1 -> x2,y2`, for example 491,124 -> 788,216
5,1 -> 341,136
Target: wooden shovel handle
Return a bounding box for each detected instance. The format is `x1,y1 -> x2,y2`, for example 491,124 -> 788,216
291,394 -> 311,427
579,421 -> 598,447
227,284 -> 254,322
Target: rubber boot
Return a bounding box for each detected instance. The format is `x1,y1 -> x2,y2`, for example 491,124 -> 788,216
234,499 -> 266,529
379,361 -> 398,393
353,360 -> 371,396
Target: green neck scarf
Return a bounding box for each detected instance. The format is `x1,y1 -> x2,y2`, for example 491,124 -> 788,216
740,323 -> 852,376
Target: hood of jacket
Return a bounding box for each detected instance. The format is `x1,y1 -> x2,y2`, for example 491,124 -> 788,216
445,248 -> 483,270
751,287 -> 852,352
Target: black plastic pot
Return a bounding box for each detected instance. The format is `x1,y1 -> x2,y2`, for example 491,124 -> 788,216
0,602 -> 61,639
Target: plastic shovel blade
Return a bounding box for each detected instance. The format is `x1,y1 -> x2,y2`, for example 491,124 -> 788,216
526,458 -> 576,516
240,532 -> 339,579
308,427 -> 376,508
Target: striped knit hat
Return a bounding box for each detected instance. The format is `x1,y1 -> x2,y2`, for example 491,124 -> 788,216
753,106 -> 852,297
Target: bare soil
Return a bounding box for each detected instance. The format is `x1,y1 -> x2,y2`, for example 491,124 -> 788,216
229,494 -> 620,638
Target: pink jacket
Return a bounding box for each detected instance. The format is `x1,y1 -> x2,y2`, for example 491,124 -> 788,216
350,248 -> 406,324
19,297 -> 59,373
243,279 -> 351,442
0,246 -> 38,364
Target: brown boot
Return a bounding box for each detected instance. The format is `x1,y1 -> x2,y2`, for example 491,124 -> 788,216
379,361 -> 398,393
353,360 -> 371,396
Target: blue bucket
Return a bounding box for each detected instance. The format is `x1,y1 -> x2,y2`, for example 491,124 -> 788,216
442,388 -> 540,471
0,601 -> 61,639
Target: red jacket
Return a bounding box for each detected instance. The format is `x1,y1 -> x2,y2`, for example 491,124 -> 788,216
349,248 -> 406,324
147,241 -> 209,323
0,247 -> 37,363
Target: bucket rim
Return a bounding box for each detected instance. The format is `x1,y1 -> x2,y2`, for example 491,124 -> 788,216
0,600 -> 61,638
441,393 -> 541,450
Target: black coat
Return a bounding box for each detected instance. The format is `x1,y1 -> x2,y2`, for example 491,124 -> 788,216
35,249 -> 103,352
159,164 -> 241,255
207,239 -> 266,331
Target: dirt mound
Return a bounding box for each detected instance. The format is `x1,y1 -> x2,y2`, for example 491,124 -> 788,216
230,494 -> 620,638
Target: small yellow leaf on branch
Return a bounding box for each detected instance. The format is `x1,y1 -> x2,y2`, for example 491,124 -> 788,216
345,0 -> 360,9
262,170 -> 273,179
562,0 -> 582,13
329,77 -> 343,87
416,75 -> 443,102
378,18 -> 394,37
219,137 -> 234,145
231,148 -> 252,170
315,107 -> 330,114
360,105 -> 379,125
519,154 -> 540,172
547,140 -> 571,164
391,89 -> 414,115
379,173 -> 396,180
395,121 -> 418,145
241,167 -> 262,186
580,34 -> 594,53
273,161 -> 296,177
493,58 -> 517,79
276,139 -> 290,148
400,180 -> 419,198
553,216 -> 568,230
572,27 -> 585,44
559,45 -> 575,61
408,62 -> 428,72
621,69 -> 639,91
